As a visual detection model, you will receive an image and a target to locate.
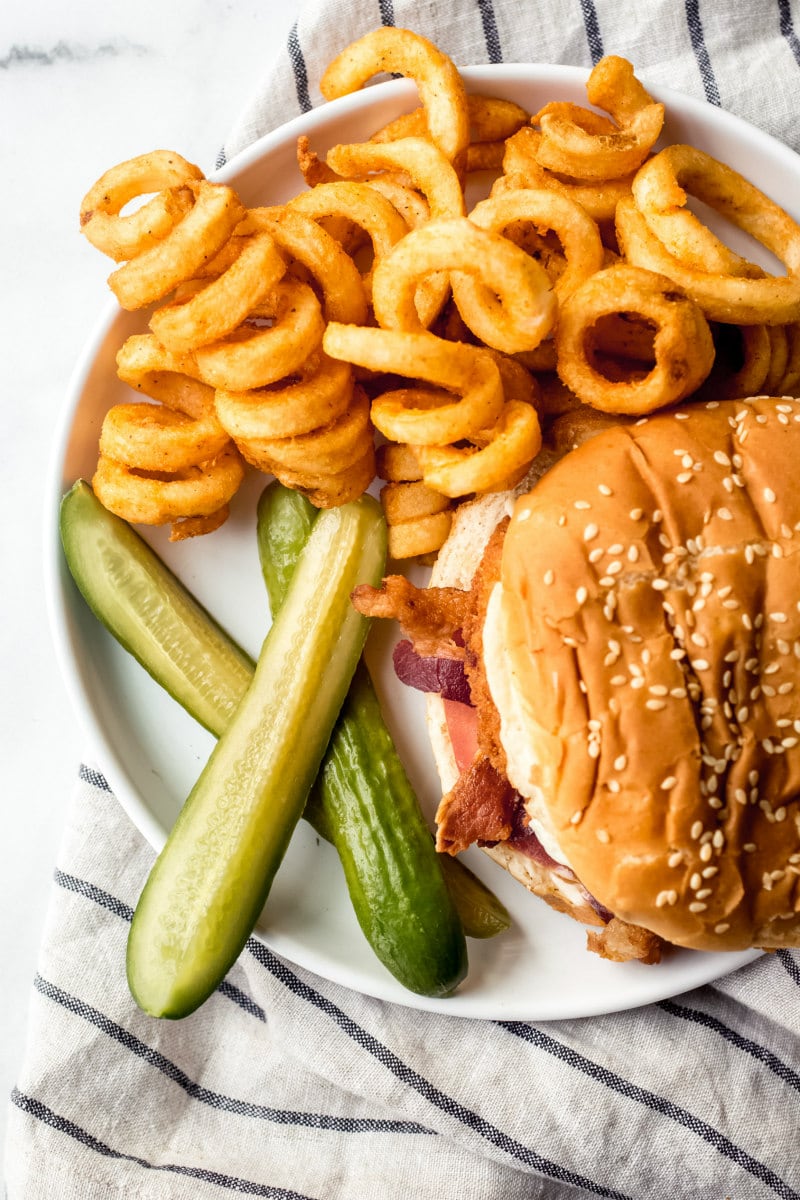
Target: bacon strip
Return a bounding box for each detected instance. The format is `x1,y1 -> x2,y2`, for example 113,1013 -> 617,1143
435,754 -> 517,855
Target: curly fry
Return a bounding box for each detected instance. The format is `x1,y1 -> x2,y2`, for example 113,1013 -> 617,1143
320,26 -> 470,167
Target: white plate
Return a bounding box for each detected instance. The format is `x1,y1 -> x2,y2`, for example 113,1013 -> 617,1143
47,63 -> 798,1020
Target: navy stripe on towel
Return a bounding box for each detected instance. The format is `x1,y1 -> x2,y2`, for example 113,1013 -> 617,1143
378,0 -> 395,26
658,998 -> 800,1093
476,0 -> 503,63
33,974 -> 433,1136
79,764 -> 112,792
53,869 -> 265,1024
247,939 -> 632,1200
578,0 -> 604,64
54,869 -> 134,922
777,949 -> 800,987
11,1087 -> 318,1200
499,1021 -> 800,1200
288,22 -> 312,113
778,0 -> 800,67
684,0 -> 721,104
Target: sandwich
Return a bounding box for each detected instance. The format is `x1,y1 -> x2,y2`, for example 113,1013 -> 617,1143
353,396 -> 800,963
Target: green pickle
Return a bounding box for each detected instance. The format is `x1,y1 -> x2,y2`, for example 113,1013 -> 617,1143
257,483 -> 509,956
126,492 -> 388,1017
61,479 -> 508,1016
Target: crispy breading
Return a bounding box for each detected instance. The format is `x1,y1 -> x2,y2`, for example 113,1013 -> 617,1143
351,575 -> 471,659
461,519 -> 508,775
586,918 -> 664,965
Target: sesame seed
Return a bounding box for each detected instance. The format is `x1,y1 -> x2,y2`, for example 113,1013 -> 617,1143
715,922 -> 730,934
743,843 -> 757,853
700,843 -> 713,862
717,507 -> 734,521
598,484 -> 613,496
652,578 -> 669,591
661,775 -> 677,789
677,471 -> 693,484
588,547 -> 604,563
574,500 -> 591,510
668,851 -> 683,868
690,872 -> 702,890
629,508 -> 643,521
583,523 -> 599,541
544,569 -> 554,586
689,901 -> 708,913
570,810 -> 583,825
713,450 -> 731,467
596,829 -> 610,844
691,821 -> 704,839
646,699 -> 667,711
576,586 -> 588,605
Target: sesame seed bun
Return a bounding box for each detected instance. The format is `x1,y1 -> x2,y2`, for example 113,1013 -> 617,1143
435,397 -> 800,953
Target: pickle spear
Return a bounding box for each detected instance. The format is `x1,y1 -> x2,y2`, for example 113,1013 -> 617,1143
126,494 -> 387,1018
61,481 -> 503,1005
257,483 -> 506,965
60,479 -> 254,734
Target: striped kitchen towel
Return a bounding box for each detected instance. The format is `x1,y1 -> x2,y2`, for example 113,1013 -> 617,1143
9,1 -> 800,1197
7,768 -> 800,1199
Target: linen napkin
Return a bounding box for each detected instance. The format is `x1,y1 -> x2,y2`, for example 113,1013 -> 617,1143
8,2 -> 800,1197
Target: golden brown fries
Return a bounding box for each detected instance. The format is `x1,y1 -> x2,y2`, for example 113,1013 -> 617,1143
78,29 -> 800,550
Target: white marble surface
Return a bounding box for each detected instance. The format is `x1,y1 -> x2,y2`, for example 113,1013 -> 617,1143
1,0 -> 302,1156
